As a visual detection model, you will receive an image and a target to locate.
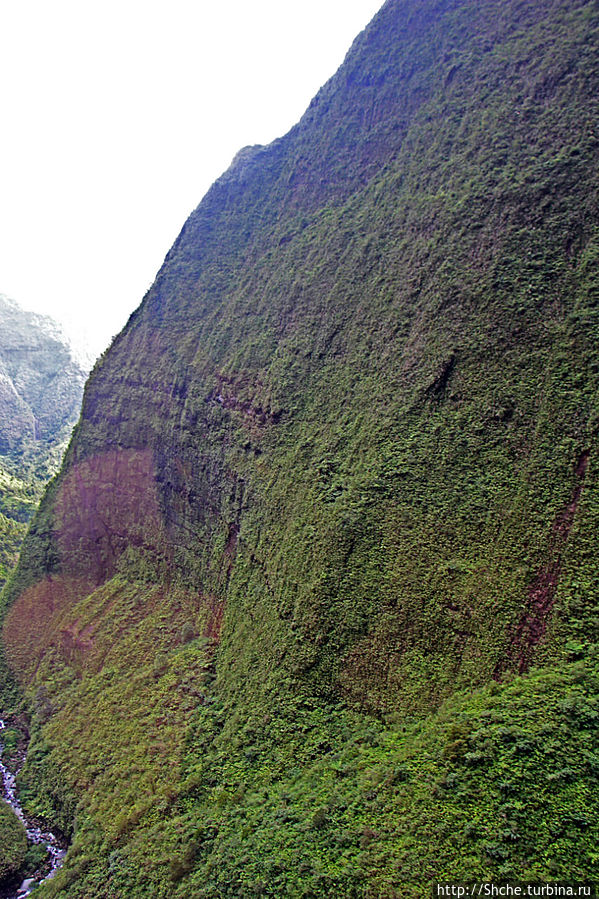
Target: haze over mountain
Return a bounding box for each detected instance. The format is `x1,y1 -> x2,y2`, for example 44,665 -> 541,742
1,0 -> 598,895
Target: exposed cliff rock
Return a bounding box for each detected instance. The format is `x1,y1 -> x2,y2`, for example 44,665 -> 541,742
2,1 -> 599,895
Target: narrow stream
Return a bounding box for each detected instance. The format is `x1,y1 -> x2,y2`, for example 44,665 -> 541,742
0,720 -> 66,897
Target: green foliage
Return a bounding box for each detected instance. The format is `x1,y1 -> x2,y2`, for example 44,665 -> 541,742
0,799 -> 27,881
0,434 -> 73,598
2,0 -> 599,896
26,654 -> 599,897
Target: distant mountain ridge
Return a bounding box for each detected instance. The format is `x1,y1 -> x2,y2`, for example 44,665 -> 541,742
0,294 -> 86,454
0,294 -> 85,592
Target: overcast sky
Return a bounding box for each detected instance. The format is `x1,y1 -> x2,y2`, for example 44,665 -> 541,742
0,0 -> 383,360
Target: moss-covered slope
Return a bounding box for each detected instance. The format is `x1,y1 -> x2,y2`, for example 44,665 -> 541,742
2,0 -> 599,895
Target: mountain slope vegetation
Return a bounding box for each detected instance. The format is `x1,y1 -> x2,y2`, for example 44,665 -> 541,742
1,0 -> 599,895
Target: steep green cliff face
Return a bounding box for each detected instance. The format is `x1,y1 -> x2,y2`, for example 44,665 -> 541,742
2,0 -> 599,895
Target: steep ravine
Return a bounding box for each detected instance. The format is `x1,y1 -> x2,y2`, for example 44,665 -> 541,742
0,721 -> 66,897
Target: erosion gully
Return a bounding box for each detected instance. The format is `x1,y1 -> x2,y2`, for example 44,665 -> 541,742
0,719 -> 66,897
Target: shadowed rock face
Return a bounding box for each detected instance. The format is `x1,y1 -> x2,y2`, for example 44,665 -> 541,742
2,1 -> 599,895
0,295 -> 86,453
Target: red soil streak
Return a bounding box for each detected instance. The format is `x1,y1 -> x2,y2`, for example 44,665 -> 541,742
2,576 -> 94,682
5,449 -> 174,685
553,450 -> 590,538
204,597 -> 226,643
224,523 -> 239,561
7,444 -> 238,684
496,450 -> 590,677
5,577 -> 216,686
54,448 -> 167,584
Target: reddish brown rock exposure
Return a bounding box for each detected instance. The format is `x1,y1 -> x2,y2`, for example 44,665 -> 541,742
496,449 -> 590,677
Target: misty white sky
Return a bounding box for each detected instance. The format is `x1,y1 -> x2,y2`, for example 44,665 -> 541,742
0,0 -> 383,360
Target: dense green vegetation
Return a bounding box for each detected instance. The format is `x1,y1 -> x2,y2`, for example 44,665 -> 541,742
0,798 -> 27,881
0,460 -> 41,590
0,438 -> 73,588
15,634 -> 599,897
1,0 -> 599,895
